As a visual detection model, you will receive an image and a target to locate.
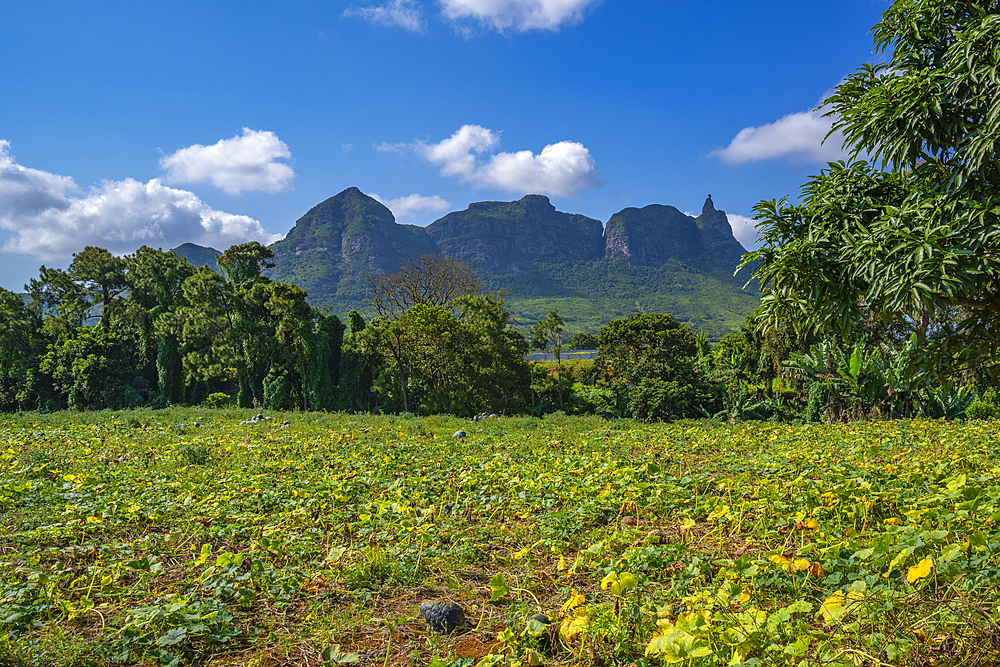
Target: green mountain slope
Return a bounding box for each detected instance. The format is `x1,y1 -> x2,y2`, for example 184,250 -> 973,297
425,194 -> 605,273
260,188 -> 757,339
170,243 -> 221,269
268,187 -> 437,308
500,260 -> 757,340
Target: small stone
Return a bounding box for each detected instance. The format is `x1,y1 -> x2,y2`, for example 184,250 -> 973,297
453,430 -> 466,439
419,600 -> 466,634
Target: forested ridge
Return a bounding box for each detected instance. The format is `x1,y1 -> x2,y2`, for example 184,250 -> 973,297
265,189 -> 758,340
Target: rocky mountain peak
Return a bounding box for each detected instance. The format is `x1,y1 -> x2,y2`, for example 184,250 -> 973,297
425,195 -> 604,273
604,198 -> 745,270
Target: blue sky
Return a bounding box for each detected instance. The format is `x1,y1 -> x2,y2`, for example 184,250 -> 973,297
0,0 -> 890,291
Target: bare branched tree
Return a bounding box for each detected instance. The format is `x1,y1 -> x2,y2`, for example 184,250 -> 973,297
368,254 -> 483,320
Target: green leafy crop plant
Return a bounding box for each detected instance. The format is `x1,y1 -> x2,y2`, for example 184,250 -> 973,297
1,410 -> 999,666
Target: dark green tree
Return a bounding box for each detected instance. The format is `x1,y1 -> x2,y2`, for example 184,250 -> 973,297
456,293 -> 531,415
68,246 -> 128,330
0,288 -> 45,411
40,327 -> 151,410
567,332 -> 599,350
595,313 -> 722,421
299,313 -> 345,411
742,0 -> 1000,377
126,246 -> 197,404
217,241 -> 275,285
26,266 -> 89,338
531,310 -> 566,410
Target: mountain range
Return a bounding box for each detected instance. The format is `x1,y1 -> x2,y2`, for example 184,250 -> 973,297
176,187 -> 758,339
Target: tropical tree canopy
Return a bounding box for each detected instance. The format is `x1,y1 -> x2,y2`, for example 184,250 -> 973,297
741,0 -> 1000,376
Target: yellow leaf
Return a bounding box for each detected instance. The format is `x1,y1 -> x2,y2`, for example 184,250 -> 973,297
804,518 -> 819,529
560,591 -> 585,614
906,558 -> 934,584
600,571 -> 638,596
738,589 -> 752,605
557,555 -> 566,572
707,504 -> 730,521
884,517 -> 903,526
808,561 -> 825,578
645,627 -> 685,662
559,607 -> 589,642
792,558 -> 811,572
819,590 -> 864,623
769,555 -> 792,571
85,516 -> 102,524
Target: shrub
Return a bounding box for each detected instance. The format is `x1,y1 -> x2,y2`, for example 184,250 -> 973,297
205,392 -> 230,408
965,400 -> 999,421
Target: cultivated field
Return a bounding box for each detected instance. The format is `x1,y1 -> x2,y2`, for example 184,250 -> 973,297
1,410 -> 998,666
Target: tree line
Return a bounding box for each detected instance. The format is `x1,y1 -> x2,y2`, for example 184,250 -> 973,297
0,245 -> 724,421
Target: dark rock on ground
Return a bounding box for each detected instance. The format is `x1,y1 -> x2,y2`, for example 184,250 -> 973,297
419,600 -> 466,634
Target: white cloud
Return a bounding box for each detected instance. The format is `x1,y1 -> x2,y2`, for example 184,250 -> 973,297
420,124 -> 500,177
159,128 -> 294,194
415,124 -> 598,197
726,213 -> 762,250
343,0 -> 426,32
0,141 -> 281,262
440,0 -> 599,32
369,192 -> 452,220
0,140 -> 80,217
710,89 -> 854,165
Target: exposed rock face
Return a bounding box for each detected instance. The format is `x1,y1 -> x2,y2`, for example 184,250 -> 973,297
260,187 -> 757,337
268,187 -> 437,301
425,195 -> 605,273
696,195 -> 740,252
272,187 -> 436,272
604,205 -> 702,265
603,196 -> 745,270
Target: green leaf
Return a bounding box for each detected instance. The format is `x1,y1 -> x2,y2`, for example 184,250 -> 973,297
322,645 -> 361,664
195,543 -> 212,566
488,572 -> 509,602
784,634 -> 810,656
156,627 -> 188,646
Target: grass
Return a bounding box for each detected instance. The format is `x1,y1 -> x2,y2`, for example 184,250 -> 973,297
1,409 -> 1000,666
531,358 -> 595,375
